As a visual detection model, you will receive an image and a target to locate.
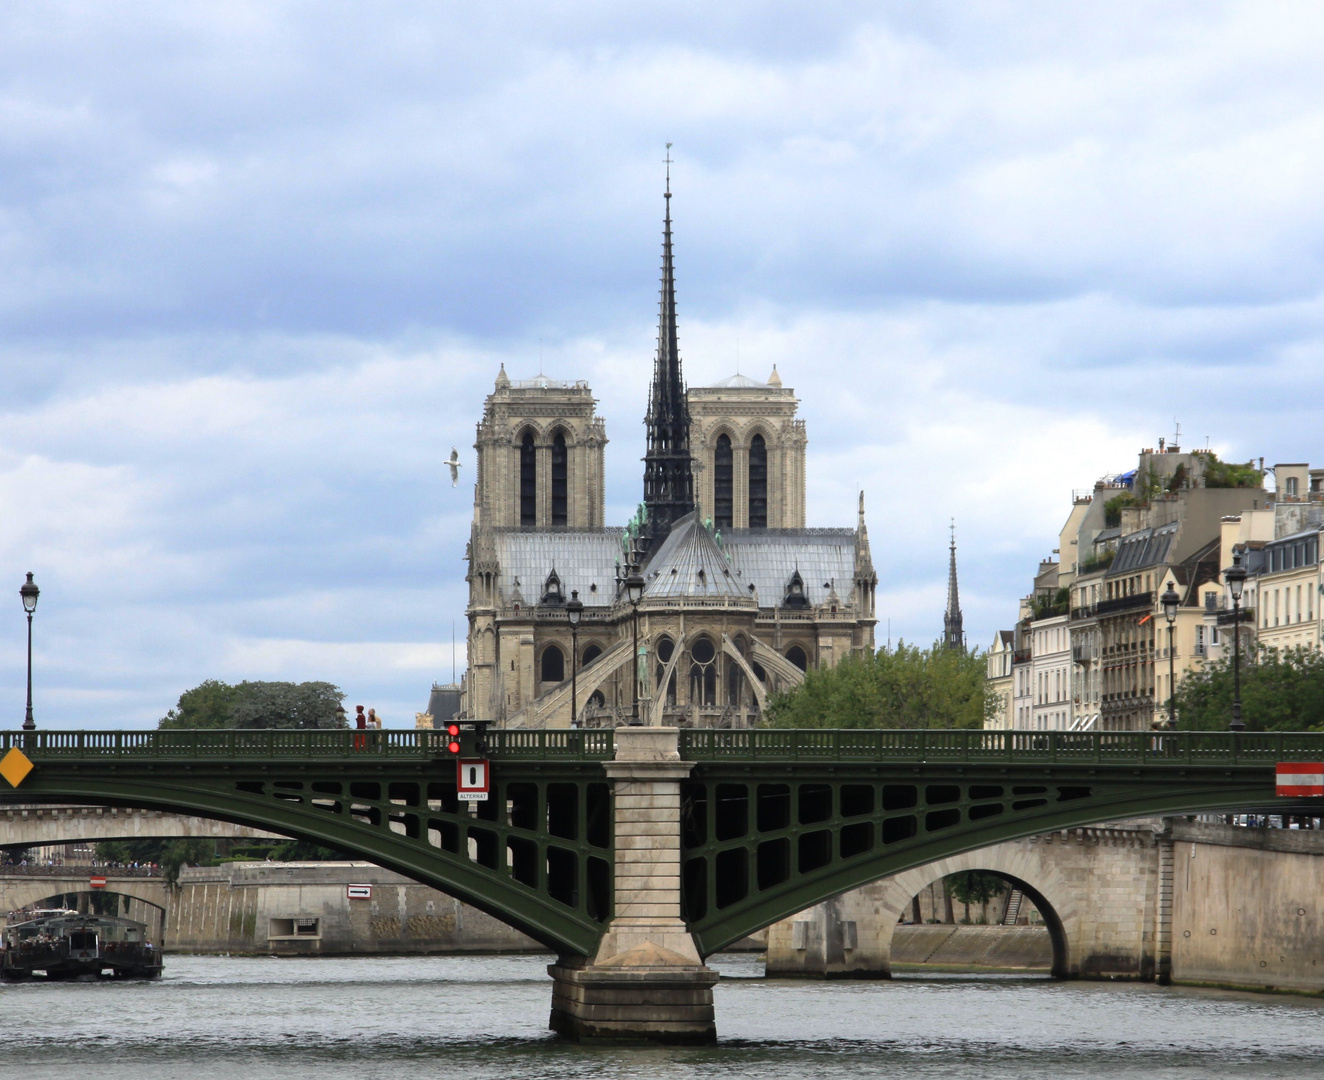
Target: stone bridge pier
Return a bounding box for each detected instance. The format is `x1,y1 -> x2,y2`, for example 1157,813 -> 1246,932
549,727 -> 719,1043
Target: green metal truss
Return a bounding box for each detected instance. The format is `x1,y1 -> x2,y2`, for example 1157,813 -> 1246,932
5,727 -> 1324,961
1,728 -> 614,956
676,728 -> 1324,955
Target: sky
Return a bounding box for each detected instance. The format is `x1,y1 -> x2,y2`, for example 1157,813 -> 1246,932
4,2 -> 1324,729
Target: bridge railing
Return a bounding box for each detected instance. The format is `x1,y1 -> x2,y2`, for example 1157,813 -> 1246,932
0,728 -> 615,761
678,728 -> 1324,764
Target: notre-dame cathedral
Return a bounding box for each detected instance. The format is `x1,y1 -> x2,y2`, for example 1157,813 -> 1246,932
460,182 -> 877,728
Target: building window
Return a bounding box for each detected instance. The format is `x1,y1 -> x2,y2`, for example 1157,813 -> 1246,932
551,431 -> 568,526
714,434 -> 733,530
786,644 -> 809,672
748,434 -> 768,529
520,431 -> 536,526
1286,476 -> 1299,497
540,644 -> 565,685
690,636 -> 718,706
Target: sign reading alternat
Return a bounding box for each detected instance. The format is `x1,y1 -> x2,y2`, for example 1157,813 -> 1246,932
1276,762 -> 1324,797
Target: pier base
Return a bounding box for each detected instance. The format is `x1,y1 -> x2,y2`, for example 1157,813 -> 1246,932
548,944 -> 719,1043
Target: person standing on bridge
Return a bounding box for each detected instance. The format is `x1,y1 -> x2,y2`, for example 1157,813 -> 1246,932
354,705 -> 367,750
367,708 -> 382,748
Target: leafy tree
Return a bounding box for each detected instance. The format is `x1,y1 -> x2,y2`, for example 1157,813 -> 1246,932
96,838 -> 217,887
765,641 -> 990,729
159,680 -> 346,729
947,871 -> 1006,924
1198,451 -> 1263,489
1175,646 -> 1324,731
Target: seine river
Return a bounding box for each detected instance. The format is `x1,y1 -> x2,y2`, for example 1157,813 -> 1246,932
3,953 -> 1323,1079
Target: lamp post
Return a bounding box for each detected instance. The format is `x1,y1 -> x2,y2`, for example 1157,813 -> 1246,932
1161,582 -> 1179,730
1225,552 -> 1247,732
566,589 -> 583,728
625,571 -> 645,725
19,573 -> 39,731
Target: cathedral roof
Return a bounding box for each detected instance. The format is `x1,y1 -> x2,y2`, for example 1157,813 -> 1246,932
642,513 -> 750,601
722,529 -> 859,607
493,529 -> 626,609
708,373 -> 767,389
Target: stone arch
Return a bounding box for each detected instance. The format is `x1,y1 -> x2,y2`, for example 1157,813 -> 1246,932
785,644 -> 809,672
518,427 -> 538,527
581,642 -> 603,668
550,427 -> 570,526
539,642 -> 565,685
747,431 -> 769,529
0,878 -> 170,925
713,432 -> 734,531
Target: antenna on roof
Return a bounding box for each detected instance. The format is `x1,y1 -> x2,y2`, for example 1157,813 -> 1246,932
451,620 -> 456,684
1173,418 -> 1181,448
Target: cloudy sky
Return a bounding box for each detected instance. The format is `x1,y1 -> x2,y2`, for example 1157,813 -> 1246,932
3,2 -> 1323,729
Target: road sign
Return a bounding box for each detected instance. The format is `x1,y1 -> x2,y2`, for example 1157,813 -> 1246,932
89,876 -> 107,889
347,883 -> 372,900
458,759 -> 490,801
1276,762 -> 1324,797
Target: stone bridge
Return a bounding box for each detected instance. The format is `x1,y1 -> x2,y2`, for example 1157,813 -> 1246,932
0,870 -> 170,941
1,803 -> 280,848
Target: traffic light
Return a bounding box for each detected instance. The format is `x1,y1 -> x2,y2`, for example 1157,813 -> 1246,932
445,723 -> 462,755
442,722 -> 487,757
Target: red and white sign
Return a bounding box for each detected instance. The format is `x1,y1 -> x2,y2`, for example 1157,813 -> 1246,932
1276,762 -> 1324,797
346,884 -> 373,900
458,759 -> 490,802
89,876 -> 107,889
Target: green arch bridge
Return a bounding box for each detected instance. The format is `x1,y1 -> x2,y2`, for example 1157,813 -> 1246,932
3,726 -> 1321,1041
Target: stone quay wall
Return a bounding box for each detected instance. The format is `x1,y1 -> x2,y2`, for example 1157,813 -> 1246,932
169,862 -> 540,955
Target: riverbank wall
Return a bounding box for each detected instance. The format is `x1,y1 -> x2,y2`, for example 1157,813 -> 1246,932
169,862 -> 540,955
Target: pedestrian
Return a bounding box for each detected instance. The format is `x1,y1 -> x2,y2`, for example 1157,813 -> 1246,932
367,707 -> 382,747
354,705 -> 367,750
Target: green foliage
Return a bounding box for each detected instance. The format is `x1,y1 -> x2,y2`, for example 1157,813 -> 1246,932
1104,492 -> 1137,528
1032,587 -> 1070,620
1080,549 -> 1115,574
159,680 -> 346,729
947,871 -> 1005,908
1166,463 -> 1188,492
1199,451 -> 1263,490
764,641 -> 990,729
96,838 -> 217,887
1174,645 -> 1324,731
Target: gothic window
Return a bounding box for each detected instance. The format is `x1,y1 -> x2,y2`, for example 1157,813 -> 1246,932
689,636 -> 717,707
785,645 -> 808,671
748,434 -> 768,529
551,430 -> 568,526
654,636 -> 677,705
540,644 -> 565,685
520,431 -> 536,526
714,434 -> 733,531
582,643 -> 603,668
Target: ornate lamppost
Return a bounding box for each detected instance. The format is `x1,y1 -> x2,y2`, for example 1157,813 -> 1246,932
625,571 -> 645,725
567,589 -> 583,728
1161,582 -> 1179,729
20,572 -> 39,731
1225,552 -> 1247,732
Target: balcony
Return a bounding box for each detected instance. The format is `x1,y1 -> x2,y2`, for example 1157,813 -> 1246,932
1096,591 -> 1154,618
1216,607 -> 1254,627
1013,649 -> 1032,665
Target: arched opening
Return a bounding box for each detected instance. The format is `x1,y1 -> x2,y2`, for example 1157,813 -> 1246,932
655,636 -> 677,706
689,636 -> 717,707
785,644 -> 808,672
748,433 -> 767,529
714,434 -> 733,531
898,871 -> 1068,979
551,430 -> 568,526
581,643 -> 603,668
28,890 -> 167,947
540,644 -> 565,685
519,431 -> 537,526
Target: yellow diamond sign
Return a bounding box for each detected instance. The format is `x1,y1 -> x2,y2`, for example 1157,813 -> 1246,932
0,746 -> 34,787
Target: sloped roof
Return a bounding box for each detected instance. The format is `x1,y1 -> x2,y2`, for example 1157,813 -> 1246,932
492,529 -> 625,608
643,513 -> 749,600
1107,522 -> 1178,576
706,373 -> 767,389
722,528 -> 859,606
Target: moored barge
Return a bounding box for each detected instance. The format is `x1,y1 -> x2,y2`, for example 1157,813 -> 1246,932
2,908 -> 163,980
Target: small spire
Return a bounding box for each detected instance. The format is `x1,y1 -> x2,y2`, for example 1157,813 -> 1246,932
495,363 -> 510,389
768,364 -> 782,387
944,518 -> 965,653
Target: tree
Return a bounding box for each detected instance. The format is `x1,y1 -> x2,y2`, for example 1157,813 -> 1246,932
159,680 -> 346,729
765,641 -> 990,729
96,838 -> 217,887
1174,646 -> 1324,731
947,871 -> 1006,924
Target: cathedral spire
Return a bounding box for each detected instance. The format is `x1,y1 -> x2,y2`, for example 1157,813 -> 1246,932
640,145 -> 695,551
943,519 -> 965,652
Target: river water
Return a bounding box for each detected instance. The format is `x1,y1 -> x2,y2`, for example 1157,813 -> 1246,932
3,953 -> 1322,1079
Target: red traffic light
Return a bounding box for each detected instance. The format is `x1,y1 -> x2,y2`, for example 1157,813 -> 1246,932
447,723 -> 461,754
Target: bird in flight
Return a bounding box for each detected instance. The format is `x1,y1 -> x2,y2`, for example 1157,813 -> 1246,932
446,448 -> 462,487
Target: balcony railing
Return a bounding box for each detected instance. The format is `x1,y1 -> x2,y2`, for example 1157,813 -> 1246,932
1096,591 -> 1154,618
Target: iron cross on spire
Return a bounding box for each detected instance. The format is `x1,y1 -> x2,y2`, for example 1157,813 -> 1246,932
664,142 -> 673,197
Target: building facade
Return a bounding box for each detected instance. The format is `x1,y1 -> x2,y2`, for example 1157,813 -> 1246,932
459,187 -> 877,728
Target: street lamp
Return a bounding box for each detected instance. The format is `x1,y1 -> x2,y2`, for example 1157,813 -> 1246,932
625,571 -> 645,726
1225,552 -> 1248,732
566,589 -> 583,728
19,572 -> 39,731
1161,582 -> 1180,730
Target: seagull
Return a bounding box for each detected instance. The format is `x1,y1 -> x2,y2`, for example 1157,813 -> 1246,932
446,447 -> 462,488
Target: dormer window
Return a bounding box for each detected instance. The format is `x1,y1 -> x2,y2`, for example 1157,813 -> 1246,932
783,569 -> 810,609
540,568 -> 565,607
